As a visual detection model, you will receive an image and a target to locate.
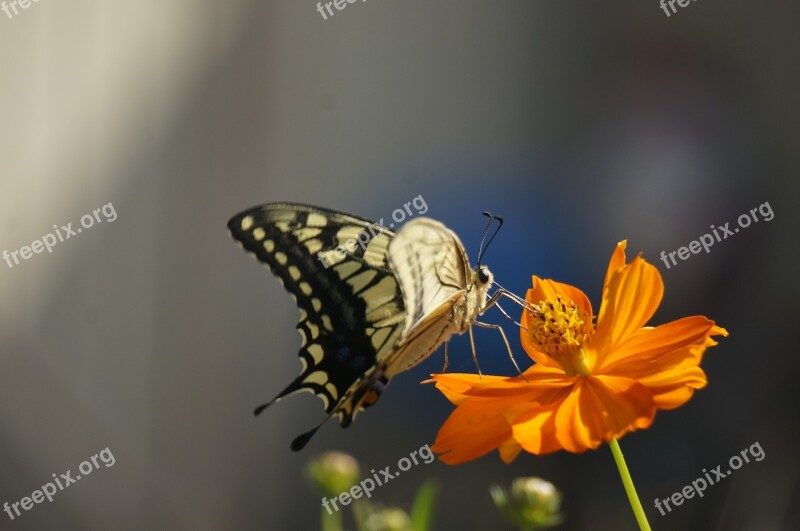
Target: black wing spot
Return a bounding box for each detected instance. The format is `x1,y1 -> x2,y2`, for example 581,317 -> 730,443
335,344 -> 352,363
349,355 -> 367,372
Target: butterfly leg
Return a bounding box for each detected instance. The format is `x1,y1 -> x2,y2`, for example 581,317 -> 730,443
440,341 -> 450,373
468,326 -> 483,377
484,287 -> 538,314
494,301 -> 528,330
473,321 -> 528,380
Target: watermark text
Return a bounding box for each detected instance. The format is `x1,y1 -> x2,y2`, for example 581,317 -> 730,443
316,0 -> 370,21
4,447 -> 116,521
654,441 -> 765,516
3,202 -> 117,270
322,443 -> 434,515
660,201 -> 773,270
2,0 -> 43,20
659,0 -> 698,18
317,195 -> 427,269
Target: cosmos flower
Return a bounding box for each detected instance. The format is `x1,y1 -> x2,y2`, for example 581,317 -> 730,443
430,241 -> 727,465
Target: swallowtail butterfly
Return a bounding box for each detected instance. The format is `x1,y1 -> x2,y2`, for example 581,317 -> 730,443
228,203 -> 521,450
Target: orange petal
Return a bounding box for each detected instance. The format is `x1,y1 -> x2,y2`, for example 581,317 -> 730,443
526,275 -> 594,321
601,240 -> 627,297
554,376 -> 655,453
596,316 -> 719,373
511,393 -> 566,455
634,341 -> 715,409
592,253 -> 664,363
432,395 -> 529,465
641,365 -> 707,410
430,368 -> 574,405
498,439 -> 523,463
430,368 -> 577,463
596,318 -> 726,410
428,373 -> 515,405
521,276 -> 594,366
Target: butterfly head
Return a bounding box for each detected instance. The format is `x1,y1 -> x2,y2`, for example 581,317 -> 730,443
475,264 -> 494,287
466,263 -> 495,316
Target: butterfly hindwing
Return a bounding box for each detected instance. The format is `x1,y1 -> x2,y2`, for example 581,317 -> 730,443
378,218 -> 473,374
387,218 -> 471,337
228,203 -> 407,424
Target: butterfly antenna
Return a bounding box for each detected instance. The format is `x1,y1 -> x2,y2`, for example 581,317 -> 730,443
476,212 -> 495,266
480,215 -> 504,263
477,213 -> 505,265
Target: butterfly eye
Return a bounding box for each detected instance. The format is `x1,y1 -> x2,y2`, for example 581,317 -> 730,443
478,266 -> 491,284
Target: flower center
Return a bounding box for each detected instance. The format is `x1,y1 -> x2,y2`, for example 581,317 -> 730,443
527,296 -> 592,376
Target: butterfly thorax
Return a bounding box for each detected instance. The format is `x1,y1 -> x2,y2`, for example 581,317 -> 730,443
451,266 -> 494,332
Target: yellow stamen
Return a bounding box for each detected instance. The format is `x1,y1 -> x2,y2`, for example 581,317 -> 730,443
526,296 -> 592,376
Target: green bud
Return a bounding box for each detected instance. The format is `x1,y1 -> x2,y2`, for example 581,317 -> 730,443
490,477 -> 563,530
306,451 -> 360,498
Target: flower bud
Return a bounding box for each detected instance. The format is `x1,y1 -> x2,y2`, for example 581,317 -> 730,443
490,477 -> 563,529
306,451 -> 360,498
363,507 -> 413,531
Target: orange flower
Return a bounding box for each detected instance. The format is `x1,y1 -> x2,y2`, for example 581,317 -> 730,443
430,241 -> 727,465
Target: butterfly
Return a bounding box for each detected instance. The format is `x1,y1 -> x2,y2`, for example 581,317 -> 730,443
228,203 -> 525,450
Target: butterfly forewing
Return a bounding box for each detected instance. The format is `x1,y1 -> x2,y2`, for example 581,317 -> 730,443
228,203 -> 407,424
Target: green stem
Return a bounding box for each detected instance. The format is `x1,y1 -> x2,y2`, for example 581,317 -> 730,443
609,438 -> 651,531
352,500 -> 370,531
320,504 -> 343,531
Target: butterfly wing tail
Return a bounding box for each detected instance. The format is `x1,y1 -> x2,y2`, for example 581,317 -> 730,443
253,377 -> 308,416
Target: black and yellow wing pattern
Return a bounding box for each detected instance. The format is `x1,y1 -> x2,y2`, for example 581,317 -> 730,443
228,204 -> 408,434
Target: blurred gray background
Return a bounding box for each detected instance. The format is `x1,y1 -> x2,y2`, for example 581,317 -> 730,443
1,1 -> 798,529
